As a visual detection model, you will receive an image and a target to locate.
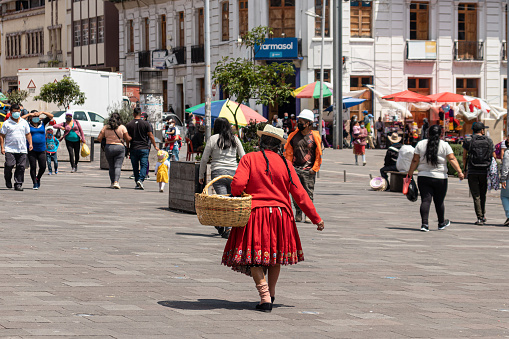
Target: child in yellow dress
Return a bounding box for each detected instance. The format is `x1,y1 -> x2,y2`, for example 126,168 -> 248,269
155,150 -> 170,192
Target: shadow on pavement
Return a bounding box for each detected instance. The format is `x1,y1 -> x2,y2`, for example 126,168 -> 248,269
386,227 -> 422,232
158,299 -> 254,311
175,232 -> 219,238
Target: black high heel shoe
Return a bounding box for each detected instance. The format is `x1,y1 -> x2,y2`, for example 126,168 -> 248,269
255,302 -> 273,312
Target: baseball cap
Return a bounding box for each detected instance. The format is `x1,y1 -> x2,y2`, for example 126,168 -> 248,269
472,122 -> 488,132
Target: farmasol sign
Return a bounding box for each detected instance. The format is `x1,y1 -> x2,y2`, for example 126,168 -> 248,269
254,38 -> 299,60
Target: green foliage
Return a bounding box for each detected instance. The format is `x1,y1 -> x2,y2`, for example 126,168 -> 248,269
105,102 -> 133,125
34,77 -> 86,110
7,89 -> 28,105
447,143 -> 464,176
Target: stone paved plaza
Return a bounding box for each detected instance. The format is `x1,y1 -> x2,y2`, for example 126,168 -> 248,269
1,148 -> 509,338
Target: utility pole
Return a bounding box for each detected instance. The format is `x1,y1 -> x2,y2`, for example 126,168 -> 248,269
318,0 -> 326,141
333,0 -> 343,149
204,0 -> 212,141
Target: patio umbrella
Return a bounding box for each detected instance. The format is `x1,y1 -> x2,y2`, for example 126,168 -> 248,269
324,97 -> 367,111
185,99 -> 267,127
464,96 -> 490,115
426,92 -> 467,103
292,81 -> 333,99
382,90 -> 432,103
0,92 -> 7,101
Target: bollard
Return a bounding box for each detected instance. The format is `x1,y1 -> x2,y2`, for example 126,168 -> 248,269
344,170 -> 346,182
369,174 -> 373,179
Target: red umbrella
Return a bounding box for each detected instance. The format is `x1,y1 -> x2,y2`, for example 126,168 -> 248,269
382,90 -> 432,102
427,92 -> 467,103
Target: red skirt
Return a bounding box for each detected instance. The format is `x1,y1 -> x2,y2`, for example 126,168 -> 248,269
222,206 -> 304,276
353,143 -> 365,155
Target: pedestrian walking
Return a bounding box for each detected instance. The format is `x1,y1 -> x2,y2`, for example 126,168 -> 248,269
284,109 -> 322,223
222,125 -> 324,312
155,150 -> 170,193
462,122 -> 496,225
140,113 -> 151,180
375,117 -> 384,148
499,139 -> 509,226
199,117 -> 246,238
353,121 -> 368,166
349,116 -> 357,148
407,125 -> 464,232
45,129 -> 59,175
125,108 -> 159,190
421,118 -> 429,140
379,132 -> 403,190
23,110 -> 54,189
53,112 -> 86,173
0,104 -> 33,191
97,112 -> 131,189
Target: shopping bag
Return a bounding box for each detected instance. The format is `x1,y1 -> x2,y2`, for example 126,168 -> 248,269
402,175 -> 411,195
81,143 -> 90,157
406,178 -> 419,202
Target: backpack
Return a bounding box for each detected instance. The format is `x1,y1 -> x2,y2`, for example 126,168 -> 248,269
468,135 -> 492,169
495,141 -> 503,160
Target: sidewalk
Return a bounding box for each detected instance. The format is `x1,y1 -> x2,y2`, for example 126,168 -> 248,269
0,148 -> 508,338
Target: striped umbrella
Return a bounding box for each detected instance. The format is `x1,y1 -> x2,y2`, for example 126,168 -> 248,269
292,81 -> 333,99
185,99 -> 267,127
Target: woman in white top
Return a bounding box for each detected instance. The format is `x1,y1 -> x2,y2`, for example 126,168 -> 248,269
407,125 -> 464,232
199,117 -> 246,238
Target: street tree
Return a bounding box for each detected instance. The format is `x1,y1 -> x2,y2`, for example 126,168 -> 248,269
212,26 -> 295,130
34,77 -> 86,110
7,89 -> 29,105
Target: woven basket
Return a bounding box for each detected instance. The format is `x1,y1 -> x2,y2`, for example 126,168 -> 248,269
195,175 -> 252,227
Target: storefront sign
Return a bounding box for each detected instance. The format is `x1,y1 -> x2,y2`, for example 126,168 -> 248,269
254,38 -> 299,60
407,41 -> 437,60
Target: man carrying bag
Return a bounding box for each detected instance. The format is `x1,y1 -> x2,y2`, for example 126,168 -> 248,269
462,122 -> 496,225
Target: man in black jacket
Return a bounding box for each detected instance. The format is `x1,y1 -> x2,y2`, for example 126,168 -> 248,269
380,132 -> 403,190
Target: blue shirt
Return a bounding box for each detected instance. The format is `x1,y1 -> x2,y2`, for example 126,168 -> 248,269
46,135 -> 59,153
29,123 -> 47,152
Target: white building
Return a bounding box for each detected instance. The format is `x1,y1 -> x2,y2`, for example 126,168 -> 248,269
114,0 -> 508,139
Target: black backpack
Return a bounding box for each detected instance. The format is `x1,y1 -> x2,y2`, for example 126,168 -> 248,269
468,135 -> 492,169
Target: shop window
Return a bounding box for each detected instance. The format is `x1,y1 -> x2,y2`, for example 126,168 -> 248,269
239,0 -> 249,38
350,1 -> 372,38
410,2 -> 429,40
349,76 -> 372,119
221,2 -> 230,41
269,0 -> 295,38
315,0 -> 330,37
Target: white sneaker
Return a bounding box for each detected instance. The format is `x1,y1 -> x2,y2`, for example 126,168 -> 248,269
159,188 -> 164,193
113,182 -> 121,189
136,181 -> 144,190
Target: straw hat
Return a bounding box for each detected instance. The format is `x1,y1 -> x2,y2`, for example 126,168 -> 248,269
257,124 -> 287,144
388,132 -> 402,144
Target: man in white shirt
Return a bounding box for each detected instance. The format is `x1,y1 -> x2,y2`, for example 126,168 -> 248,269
0,104 -> 33,191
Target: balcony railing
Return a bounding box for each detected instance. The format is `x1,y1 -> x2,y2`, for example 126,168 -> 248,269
139,50 -> 151,68
191,45 -> 204,63
503,41 -> 507,61
454,41 -> 484,61
172,46 -> 186,65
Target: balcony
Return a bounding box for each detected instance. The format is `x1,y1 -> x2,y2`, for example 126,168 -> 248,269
503,41 -> 507,61
454,40 -> 484,61
191,45 -> 204,63
172,46 -> 186,65
406,41 -> 437,61
139,50 -> 151,68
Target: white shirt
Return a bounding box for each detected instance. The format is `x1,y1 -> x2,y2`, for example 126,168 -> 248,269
0,118 -> 30,154
414,139 -> 453,179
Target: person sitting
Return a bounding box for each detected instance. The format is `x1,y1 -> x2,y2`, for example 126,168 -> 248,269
380,132 -> 403,190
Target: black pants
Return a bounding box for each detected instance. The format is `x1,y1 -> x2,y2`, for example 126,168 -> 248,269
4,152 -> 27,187
380,165 -> 398,183
417,176 -> 448,225
467,173 -> 488,219
65,139 -> 81,169
28,150 -> 46,184
293,168 -> 316,216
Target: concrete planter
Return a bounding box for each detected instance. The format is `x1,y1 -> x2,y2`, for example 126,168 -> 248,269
168,161 -> 208,214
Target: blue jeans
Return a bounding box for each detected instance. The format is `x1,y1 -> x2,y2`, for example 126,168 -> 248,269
130,149 -> 149,183
46,152 -> 58,173
172,147 -> 180,162
501,195 -> 509,218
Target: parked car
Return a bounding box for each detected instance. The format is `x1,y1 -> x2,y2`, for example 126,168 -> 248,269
52,110 -> 105,138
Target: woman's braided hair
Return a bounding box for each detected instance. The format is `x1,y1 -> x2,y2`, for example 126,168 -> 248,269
259,135 -> 297,188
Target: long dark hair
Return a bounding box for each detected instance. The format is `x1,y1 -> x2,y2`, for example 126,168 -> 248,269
424,125 -> 442,166
108,112 -> 121,130
259,135 -> 297,188
214,117 -> 235,150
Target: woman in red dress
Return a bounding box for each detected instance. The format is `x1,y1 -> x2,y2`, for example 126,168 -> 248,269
222,125 -> 325,312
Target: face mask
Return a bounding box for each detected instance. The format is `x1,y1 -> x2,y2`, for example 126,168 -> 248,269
360,125 -> 365,128
284,116 -> 288,119
11,112 -> 20,119
297,123 -> 306,131
32,117 -> 40,123
65,116 -> 72,121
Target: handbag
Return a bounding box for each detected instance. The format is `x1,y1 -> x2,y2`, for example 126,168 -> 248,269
402,175 -> 411,195
80,142 -> 90,157
406,178 -> 419,202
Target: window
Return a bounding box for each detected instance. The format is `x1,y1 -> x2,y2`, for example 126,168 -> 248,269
88,112 -> 104,123
314,69 -> 331,108
350,1 -> 372,38
349,76 -> 372,119
127,20 -> 134,52
198,8 -> 204,45
269,0 -> 295,38
239,0 -> 248,37
74,21 -> 81,47
82,19 -> 89,45
221,2 -> 229,41
315,0 -> 330,37
90,17 -> 97,44
458,3 -> 477,41
407,77 -> 431,126
144,17 -> 149,51
410,2 -> 429,40
456,78 -> 478,97
98,16 -> 104,43
161,15 -> 167,49
73,111 -> 88,121
178,11 -> 185,47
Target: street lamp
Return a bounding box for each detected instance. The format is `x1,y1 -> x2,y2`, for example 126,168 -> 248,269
305,2 -> 325,142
